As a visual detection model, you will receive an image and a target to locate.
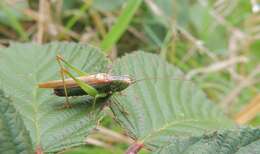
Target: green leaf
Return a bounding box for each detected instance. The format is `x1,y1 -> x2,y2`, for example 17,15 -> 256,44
110,51 -> 234,150
0,90 -> 33,154
0,42 -> 109,152
155,127 -> 260,154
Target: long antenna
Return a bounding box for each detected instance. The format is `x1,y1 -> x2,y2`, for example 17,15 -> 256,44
131,75 -> 194,85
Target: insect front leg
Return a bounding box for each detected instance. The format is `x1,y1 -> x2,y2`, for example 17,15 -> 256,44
56,55 -> 71,108
92,93 -> 108,110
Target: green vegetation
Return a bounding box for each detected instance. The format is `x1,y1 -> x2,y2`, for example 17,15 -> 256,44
0,0 -> 259,154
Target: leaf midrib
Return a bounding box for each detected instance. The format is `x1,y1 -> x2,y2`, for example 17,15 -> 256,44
32,79 -> 41,147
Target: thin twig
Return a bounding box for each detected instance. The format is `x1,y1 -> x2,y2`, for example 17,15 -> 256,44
198,0 -> 235,32
214,0 -> 237,17
128,26 -> 150,44
177,26 -> 218,61
145,0 -> 218,61
220,65 -> 260,112
227,29 -> 249,81
186,56 -> 248,79
145,0 -> 164,17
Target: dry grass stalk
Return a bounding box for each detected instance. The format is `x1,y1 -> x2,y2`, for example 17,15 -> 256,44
235,94 -> 260,124
85,137 -> 112,149
37,0 -> 52,43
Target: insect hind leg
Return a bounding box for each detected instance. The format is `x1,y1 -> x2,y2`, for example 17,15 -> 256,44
111,96 -> 129,115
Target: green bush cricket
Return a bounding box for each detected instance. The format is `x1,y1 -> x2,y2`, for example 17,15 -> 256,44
38,55 -> 133,108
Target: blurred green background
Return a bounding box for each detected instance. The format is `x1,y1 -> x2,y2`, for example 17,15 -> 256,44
0,0 -> 259,153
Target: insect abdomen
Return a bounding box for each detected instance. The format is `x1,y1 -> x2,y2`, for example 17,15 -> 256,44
54,87 -> 87,96
53,82 -> 115,97
53,80 -> 130,97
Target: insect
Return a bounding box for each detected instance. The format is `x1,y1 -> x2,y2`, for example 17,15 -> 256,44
38,55 -> 134,108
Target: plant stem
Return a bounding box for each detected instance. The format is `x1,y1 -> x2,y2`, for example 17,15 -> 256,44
125,141 -> 144,154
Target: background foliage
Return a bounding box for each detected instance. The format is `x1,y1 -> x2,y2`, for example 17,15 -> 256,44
0,0 -> 259,153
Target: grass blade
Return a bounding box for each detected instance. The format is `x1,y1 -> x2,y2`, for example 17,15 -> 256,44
65,0 -> 92,30
100,0 -> 143,52
0,3 -> 28,40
